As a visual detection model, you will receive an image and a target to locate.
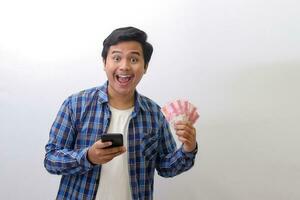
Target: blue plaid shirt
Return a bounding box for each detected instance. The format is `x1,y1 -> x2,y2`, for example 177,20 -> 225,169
44,82 -> 197,200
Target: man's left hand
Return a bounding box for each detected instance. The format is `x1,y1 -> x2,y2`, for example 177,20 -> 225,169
174,121 -> 197,153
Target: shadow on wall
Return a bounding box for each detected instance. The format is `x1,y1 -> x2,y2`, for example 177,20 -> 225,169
197,61 -> 300,200
156,61 -> 300,200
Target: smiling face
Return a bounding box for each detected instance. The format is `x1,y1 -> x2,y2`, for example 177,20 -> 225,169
104,41 -> 147,102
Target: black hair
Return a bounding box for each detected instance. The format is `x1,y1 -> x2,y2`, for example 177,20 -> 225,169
101,26 -> 153,67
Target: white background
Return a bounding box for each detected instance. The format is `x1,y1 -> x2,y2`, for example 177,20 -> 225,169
0,0 -> 299,199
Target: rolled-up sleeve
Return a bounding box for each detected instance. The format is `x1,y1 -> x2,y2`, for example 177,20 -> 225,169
44,98 -> 93,175
155,119 -> 197,177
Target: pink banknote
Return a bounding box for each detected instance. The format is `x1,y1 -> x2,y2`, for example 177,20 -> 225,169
161,99 -> 199,127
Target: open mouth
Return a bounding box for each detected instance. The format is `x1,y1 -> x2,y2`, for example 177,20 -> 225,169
116,74 -> 133,85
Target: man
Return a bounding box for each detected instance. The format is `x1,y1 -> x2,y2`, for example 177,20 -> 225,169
44,26 -> 198,200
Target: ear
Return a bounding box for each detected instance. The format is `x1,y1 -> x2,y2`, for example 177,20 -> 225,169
103,59 -> 106,70
144,64 -> 148,74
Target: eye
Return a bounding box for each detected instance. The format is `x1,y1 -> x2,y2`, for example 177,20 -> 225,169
112,55 -> 121,62
130,57 -> 138,63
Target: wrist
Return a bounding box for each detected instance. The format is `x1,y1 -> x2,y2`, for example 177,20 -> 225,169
183,142 -> 198,153
86,148 -> 96,165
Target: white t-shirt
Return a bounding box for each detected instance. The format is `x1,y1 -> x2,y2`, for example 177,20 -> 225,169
95,105 -> 134,200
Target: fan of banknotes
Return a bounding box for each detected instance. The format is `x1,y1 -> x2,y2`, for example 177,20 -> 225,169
161,99 -> 199,127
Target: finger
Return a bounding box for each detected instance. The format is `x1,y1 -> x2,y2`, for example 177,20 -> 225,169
176,131 -> 197,147
175,123 -> 195,134
178,136 -> 194,147
178,136 -> 187,143
100,157 -> 114,164
102,146 -> 126,156
175,120 -> 192,127
95,140 -> 112,149
178,127 -> 196,139
176,130 -> 194,141
178,136 -> 192,144
100,150 -> 125,161
175,125 -> 196,133
114,150 -> 126,157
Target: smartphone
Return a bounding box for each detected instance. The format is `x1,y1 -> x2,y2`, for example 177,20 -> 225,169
100,133 -> 123,148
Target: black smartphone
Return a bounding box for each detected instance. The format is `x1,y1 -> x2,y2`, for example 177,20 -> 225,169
100,133 -> 123,148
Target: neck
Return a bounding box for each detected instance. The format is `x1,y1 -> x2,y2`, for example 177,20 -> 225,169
108,90 -> 135,110
109,97 -> 134,109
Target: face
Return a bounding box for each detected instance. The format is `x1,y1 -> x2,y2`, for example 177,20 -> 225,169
104,41 -> 147,99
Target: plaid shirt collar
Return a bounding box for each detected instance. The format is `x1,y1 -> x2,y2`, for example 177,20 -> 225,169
97,81 -> 150,114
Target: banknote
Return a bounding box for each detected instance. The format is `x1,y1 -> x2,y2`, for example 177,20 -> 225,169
161,99 -> 199,127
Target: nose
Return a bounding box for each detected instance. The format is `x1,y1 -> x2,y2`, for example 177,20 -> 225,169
119,59 -> 130,71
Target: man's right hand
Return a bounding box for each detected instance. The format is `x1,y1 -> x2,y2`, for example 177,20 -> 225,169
87,140 -> 126,165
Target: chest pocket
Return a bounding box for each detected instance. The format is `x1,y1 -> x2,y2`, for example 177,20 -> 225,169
142,131 -> 159,161
75,121 -> 104,149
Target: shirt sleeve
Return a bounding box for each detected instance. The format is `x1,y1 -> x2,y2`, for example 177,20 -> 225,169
44,97 -> 94,175
155,119 -> 198,177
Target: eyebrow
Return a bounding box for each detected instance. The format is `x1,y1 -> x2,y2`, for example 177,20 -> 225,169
111,50 -> 141,56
